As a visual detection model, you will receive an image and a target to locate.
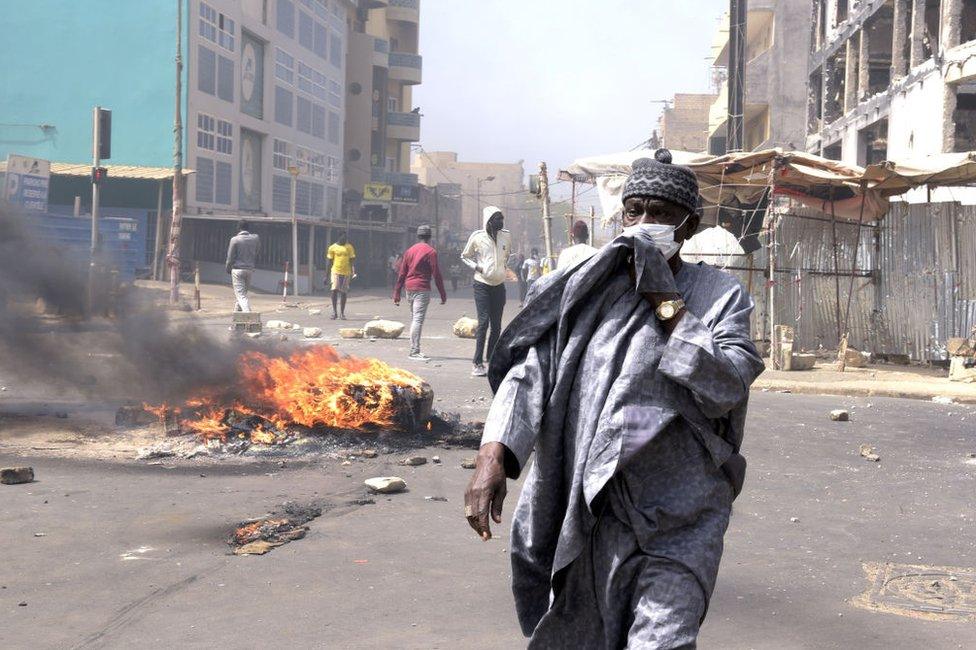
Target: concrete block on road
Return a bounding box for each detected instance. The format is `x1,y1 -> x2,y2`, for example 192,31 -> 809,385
1,467 -> 34,485
365,476 -> 407,494
363,320 -> 405,339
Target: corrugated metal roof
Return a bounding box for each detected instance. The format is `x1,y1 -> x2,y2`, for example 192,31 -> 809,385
0,161 -> 192,180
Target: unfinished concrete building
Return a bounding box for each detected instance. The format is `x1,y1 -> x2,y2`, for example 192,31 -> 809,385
658,94 -> 718,153
808,0 -> 976,164
707,0 -> 811,154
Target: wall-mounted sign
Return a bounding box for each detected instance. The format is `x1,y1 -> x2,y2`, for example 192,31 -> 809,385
4,155 -> 50,212
392,183 -> 419,205
363,183 -> 392,203
240,32 -> 264,119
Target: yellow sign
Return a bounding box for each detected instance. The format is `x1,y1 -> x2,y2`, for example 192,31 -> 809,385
364,183 -> 393,203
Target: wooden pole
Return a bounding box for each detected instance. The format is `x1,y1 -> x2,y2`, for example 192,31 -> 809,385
589,206 -> 596,246
152,180 -> 165,281
193,262 -> 201,311
308,224 -> 315,295
829,189 -> 842,344
167,0 -> 184,305
539,162 -> 555,266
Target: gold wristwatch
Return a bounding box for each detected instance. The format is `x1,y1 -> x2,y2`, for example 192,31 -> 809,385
655,298 -> 685,321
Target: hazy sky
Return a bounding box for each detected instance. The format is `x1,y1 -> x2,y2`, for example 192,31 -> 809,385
413,0 -> 727,201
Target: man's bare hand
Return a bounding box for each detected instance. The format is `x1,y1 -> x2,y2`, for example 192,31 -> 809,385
464,442 -> 508,541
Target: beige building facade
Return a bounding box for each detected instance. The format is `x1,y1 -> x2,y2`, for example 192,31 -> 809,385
412,151 -> 533,248
658,93 -> 718,153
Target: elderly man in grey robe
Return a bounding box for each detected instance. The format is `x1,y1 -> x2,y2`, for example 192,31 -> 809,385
464,149 -> 765,649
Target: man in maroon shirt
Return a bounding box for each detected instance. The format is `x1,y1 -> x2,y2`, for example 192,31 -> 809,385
394,225 -> 447,361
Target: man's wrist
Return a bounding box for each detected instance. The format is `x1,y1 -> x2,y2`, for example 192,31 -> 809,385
646,291 -> 682,308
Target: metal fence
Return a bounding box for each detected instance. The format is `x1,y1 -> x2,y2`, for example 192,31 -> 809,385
718,202 -> 976,361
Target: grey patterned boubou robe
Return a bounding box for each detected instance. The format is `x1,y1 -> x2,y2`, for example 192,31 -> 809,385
482,233 -> 765,648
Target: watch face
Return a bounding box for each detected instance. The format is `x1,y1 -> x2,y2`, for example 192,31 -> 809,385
660,303 -> 676,319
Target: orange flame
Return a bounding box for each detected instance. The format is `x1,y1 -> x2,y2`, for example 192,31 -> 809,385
147,345 -> 425,444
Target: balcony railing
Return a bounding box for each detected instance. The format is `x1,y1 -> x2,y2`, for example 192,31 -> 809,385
374,38 -> 389,54
387,0 -> 419,23
387,111 -> 421,127
390,0 -> 418,8
389,52 -> 421,68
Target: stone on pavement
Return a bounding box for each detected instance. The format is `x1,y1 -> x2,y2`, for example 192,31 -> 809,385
234,540 -> 280,555
859,444 -> 881,462
265,320 -> 292,330
461,458 -> 476,469
365,476 -> 407,494
830,409 -> 850,422
789,353 -> 817,371
303,327 -> 323,339
363,320 -> 405,339
400,456 -> 427,466
361,449 -> 378,458
308,309 -> 323,316
339,328 -> 364,339
841,347 -> 871,368
453,317 -> 479,339
1,467 -> 34,485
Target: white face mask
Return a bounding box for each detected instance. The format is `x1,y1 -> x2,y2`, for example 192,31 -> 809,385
622,215 -> 689,259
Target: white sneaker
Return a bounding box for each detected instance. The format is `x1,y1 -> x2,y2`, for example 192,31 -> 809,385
471,363 -> 488,377
409,352 -> 430,362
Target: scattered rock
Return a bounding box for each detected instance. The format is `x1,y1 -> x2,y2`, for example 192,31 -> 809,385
453,317 -> 479,339
829,409 -> 850,422
859,444 -> 881,462
461,458 -> 477,469
339,328 -> 364,339
362,449 -> 378,459
432,456 -> 441,464
363,319 -> 406,339
308,309 -> 323,316
789,353 -> 817,371
291,323 -> 302,331
790,517 -> 800,523
246,332 -> 262,339
136,445 -> 176,461
341,460 -> 352,467
33,532 -> 46,537
265,320 -> 292,330
400,456 -> 427,467
303,327 -> 323,339
1,467 -> 34,485
841,347 -> 871,368
365,477 -> 407,494
425,496 -> 448,502
932,396 -> 956,405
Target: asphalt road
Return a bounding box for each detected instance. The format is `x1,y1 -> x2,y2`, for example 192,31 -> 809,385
2,287 -> 976,648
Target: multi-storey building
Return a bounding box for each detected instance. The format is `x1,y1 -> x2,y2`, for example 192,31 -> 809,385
2,0 -> 359,293
341,0 -> 425,284
706,0 -> 810,153
808,0 -> 976,166
411,152 -> 531,247
658,94 -> 719,153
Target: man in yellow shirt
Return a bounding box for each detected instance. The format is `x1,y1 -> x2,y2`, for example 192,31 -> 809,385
326,233 -> 356,320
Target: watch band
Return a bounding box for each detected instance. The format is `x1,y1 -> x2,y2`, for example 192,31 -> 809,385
655,298 -> 685,321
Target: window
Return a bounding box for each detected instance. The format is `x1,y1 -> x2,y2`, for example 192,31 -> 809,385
276,0 -> 295,37
298,10 -> 315,50
328,111 -> 340,144
272,175 -> 291,213
326,185 -> 339,218
275,48 -> 294,84
329,31 -> 342,67
296,146 -> 325,178
197,113 -> 216,150
298,62 -> 326,100
217,55 -> 234,102
198,45 -> 216,95
273,139 -> 292,171
200,1 -> 235,52
217,119 -> 233,155
328,79 -> 342,108
310,182 -> 325,217
312,0 -> 328,20
297,96 -> 313,134
314,22 -> 328,59
215,161 -> 232,205
196,157 -> 214,203
312,104 -> 326,139
327,155 -> 338,183
387,97 -> 398,113
275,86 -> 293,126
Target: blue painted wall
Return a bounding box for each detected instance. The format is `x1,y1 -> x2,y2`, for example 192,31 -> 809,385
0,1 -> 188,167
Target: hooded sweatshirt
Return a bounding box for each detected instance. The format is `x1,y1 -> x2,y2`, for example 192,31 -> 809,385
461,205 -> 512,286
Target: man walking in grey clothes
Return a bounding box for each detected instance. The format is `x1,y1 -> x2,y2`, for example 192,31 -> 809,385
225,220 -> 259,312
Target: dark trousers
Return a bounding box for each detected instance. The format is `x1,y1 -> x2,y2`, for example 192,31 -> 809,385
473,280 -> 506,365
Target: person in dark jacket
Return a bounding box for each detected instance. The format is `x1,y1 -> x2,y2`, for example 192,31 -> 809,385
225,220 -> 259,312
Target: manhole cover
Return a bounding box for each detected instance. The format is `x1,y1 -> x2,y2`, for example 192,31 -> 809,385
852,562 -> 976,622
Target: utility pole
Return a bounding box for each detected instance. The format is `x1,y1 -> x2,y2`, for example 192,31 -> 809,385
289,165 -> 300,297
167,0 -> 184,304
89,108 -> 102,316
539,162 -> 554,266
589,206 -> 596,246
433,184 -> 440,244
569,178 -> 577,242
727,0 -> 747,152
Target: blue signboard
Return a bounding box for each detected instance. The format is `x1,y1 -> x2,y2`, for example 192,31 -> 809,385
4,155 -> 50,212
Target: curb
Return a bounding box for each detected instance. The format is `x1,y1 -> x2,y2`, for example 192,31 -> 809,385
752,379 -> 976,405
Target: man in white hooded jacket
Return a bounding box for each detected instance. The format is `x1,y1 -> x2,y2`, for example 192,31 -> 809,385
461,206 -> 512,376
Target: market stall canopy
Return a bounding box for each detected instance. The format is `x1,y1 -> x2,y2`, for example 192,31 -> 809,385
862,151 -> 976,196
680,224 -> 748,269
563,148 -> 915,225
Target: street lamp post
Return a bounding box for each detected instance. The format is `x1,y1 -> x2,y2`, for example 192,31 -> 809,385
289,165 -> 300,297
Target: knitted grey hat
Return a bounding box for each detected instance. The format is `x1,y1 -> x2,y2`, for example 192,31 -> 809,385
622,149 -> 700,214
417,224 -> 432,237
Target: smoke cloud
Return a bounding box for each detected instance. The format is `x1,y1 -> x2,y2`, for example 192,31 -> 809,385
0,206 -> 274,404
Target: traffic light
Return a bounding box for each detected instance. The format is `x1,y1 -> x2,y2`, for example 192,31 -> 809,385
94,107 -> 111,160
91,166 -> 108,185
